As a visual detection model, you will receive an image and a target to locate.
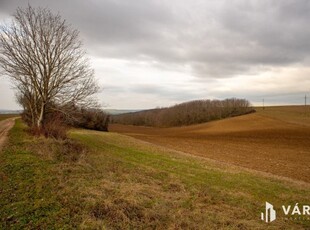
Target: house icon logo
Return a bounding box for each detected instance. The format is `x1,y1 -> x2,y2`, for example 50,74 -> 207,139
261,202 -> 276,223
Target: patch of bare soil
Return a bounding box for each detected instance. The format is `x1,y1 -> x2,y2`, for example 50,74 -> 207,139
110,113 -> 310,183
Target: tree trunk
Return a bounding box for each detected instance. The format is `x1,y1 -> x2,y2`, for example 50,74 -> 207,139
37,103 -> 45,128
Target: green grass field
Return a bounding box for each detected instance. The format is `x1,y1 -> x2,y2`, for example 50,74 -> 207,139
0,119 -> 310,229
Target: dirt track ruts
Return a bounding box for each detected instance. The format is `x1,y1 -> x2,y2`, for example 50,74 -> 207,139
0,118 -> 16,150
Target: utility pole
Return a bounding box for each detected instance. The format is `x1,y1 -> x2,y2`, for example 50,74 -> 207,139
304,94 -> 308,116
263,98 -> 265,110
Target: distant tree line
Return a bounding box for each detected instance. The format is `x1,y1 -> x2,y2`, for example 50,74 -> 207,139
112,98 -> 254,127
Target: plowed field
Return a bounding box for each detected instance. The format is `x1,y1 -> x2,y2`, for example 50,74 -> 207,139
110,107 -> 310,183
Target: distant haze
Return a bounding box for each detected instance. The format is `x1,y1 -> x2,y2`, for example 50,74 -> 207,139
0,0 -> 310,110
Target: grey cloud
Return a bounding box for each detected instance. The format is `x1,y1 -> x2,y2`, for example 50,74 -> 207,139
89,0 -> 310,78
2,0 -> 310,79
220,1 -> 310,55
0,0 -> 173,44
105,83 -> 201,102
1,0 -> 310,109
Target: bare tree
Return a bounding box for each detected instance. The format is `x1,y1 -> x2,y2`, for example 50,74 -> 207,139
0,5 -> 99,129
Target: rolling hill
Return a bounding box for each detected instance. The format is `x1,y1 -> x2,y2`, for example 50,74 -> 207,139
110,106 -> 310,183
1,106 -> 309,229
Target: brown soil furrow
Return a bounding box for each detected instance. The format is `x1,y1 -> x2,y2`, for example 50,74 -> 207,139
110,113 -> 310,183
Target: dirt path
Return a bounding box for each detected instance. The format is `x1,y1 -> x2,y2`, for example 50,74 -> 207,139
0,118 -> 16,150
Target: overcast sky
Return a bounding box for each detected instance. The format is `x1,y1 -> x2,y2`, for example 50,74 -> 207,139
1,0 -> 310,110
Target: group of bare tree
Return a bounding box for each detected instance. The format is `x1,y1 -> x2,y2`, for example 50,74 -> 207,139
112,98 -> 254,127
0,5 -> 108,137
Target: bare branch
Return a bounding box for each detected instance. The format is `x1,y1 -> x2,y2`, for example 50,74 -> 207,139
0,5 -> 99,128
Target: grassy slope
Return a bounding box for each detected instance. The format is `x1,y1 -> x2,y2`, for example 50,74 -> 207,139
0,120 -> 83,229
0,120 -> 309,229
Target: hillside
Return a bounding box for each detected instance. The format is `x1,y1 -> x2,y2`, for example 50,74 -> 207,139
0,119 -> 309,229
110,106 -> 310,183
256,105 -> 310,126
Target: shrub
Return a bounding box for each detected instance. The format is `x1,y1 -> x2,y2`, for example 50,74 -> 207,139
27,112 -> 68,140
23,105 -> 110,140
73,108 -> 110,132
